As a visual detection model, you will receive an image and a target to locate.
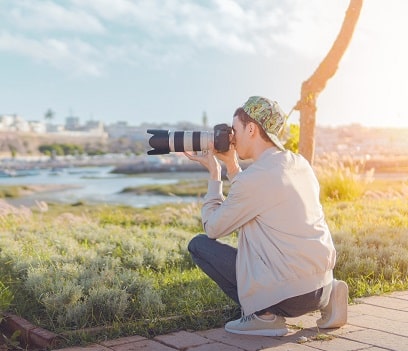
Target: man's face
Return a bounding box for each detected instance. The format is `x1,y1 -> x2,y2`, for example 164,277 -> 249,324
231,116 -> 250,160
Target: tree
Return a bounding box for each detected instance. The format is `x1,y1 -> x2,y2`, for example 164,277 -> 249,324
284,124 -> 300,154
294,0 -> 363,164
202,111 -> 208,128
44,108 -> 55,122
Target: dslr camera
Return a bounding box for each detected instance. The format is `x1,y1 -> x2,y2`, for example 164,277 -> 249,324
147,123 -> 232,155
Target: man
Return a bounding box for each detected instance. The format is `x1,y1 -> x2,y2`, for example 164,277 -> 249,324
184,96 -> 348,336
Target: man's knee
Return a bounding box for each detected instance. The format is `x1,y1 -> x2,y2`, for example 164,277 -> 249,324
188,234 -> 208,255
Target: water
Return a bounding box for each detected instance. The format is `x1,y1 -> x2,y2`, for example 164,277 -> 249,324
1,166 -> 207,208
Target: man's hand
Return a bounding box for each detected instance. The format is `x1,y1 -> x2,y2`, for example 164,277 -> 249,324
214,146 -> 240,180
183,144 -> 221,181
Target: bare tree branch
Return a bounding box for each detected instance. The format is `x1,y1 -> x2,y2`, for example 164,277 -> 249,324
295,0 -> 363,164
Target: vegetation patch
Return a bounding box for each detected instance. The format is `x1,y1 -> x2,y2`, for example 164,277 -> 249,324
121,179 -> 230,197
0,186 -> 30,198
0,160 -> 407,348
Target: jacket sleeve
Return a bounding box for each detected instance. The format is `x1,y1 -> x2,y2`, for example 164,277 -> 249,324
201,175 -> 263,239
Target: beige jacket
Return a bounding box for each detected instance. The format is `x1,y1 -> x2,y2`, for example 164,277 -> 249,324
202,148 -> 336,315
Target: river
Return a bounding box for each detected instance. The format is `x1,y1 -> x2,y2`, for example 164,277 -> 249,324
1,166 -> 208,208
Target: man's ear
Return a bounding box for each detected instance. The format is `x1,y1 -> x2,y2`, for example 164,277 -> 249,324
248,121 -> 256,135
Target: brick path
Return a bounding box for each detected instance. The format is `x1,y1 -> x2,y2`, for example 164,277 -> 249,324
54,291 -> 408,351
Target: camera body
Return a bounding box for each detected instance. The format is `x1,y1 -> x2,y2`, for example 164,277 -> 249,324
213,123 -> 232,152
147,123 -> 232,155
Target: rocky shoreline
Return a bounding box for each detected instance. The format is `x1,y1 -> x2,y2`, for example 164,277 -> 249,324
2,151 -> 408,182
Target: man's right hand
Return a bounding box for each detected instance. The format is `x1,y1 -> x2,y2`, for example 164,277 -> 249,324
183,143 -> 222,181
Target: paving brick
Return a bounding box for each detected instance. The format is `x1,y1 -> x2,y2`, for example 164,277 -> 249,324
280,329 -> 325,345
110,339 -> 177,351
100,335 -> 146,347
154,330 -> 210,349
1,312 -> 62,349
196,327 -> 295,351
389,291 -> 408,300
52,344 -> 111,351
349,303 -> 408,322
358,294 -> 408,310
260,343 -> 318,351
342,329 -> 408,351
320,324 -> 365,337
196,321 -> 363,351
305,336 -> 370,351
28,290 -> 408,351
2,313 -> 36,333
188,342 -> 244,351
29,327 -> 62,349
349,314 -> 408,336
287,312 -> 320,330
1,313 -> 35,344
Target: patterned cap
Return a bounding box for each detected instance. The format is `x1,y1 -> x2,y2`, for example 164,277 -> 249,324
242,96 -> 286,151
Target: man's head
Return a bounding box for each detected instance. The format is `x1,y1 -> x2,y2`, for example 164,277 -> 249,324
234,96 -> 286,151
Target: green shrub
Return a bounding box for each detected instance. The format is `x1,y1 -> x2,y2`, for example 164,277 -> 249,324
326,198 -> 408,297
38,143 -> 84,156
315,153 -> 374,201
0,280 -> 13,312
283,124 -> 299,153
1,171 -> 408,345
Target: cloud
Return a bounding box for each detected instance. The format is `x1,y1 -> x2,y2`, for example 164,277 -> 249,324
0,0 -> 352,75
0,32 -> 103,76
271,0 -> 350,59
7,0 -> 105,33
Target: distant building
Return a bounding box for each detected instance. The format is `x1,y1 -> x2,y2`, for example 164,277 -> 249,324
84,120 -> 105,135
105,121 -> 130,138
28,121 -> 46,133
46,124 -> 65,133
105,121 -> 146,141
0,114 -> 30,132
61,116 -> 107,137
65,116 -> 80,130
0,115 -> 14,131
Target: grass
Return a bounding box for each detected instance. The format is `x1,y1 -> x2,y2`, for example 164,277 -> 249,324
121,179 -> 231,197
0,200 -> 239,346
325,198 -> 408,297
0,158 -> 407,347
0,185 -> 30,198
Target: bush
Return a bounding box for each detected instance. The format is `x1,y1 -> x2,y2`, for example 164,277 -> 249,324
283,124 -> 299,153
0,280 -> 13,312
0,203 -> 208,333
315,153 -> 374,201
1,170 -> 407,345
38,143 -> 84,156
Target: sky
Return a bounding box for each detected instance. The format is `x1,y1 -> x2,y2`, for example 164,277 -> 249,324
1,0 -> 408,129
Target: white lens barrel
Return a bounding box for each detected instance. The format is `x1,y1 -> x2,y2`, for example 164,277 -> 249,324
169,131 -> 176,152
168,130 -> 213,152
183,131 -> 194,151
201,132 -> 213,151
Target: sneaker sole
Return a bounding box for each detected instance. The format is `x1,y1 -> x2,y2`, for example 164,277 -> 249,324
225,326 -> 289,337
317,280 -> 348,328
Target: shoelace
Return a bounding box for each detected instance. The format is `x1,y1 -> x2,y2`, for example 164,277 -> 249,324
240,313 -> 256,323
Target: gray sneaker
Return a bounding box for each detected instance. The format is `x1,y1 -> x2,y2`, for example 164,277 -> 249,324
225,313 -> 288,336
317,279 -> 349,328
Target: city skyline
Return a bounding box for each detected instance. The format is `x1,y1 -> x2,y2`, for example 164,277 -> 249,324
1,1 -> 408,128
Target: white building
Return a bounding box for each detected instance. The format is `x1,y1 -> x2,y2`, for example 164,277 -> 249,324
29,121 -> 47,133
0,114 -> 30,132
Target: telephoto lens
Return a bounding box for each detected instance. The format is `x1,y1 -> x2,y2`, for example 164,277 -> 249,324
147,130 -> 213,155
147,123 -> 231,155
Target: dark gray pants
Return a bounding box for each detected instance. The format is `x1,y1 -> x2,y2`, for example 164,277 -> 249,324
188,234 -> 331,317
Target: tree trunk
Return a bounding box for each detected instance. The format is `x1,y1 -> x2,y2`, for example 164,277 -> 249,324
296,0 -> 363,164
